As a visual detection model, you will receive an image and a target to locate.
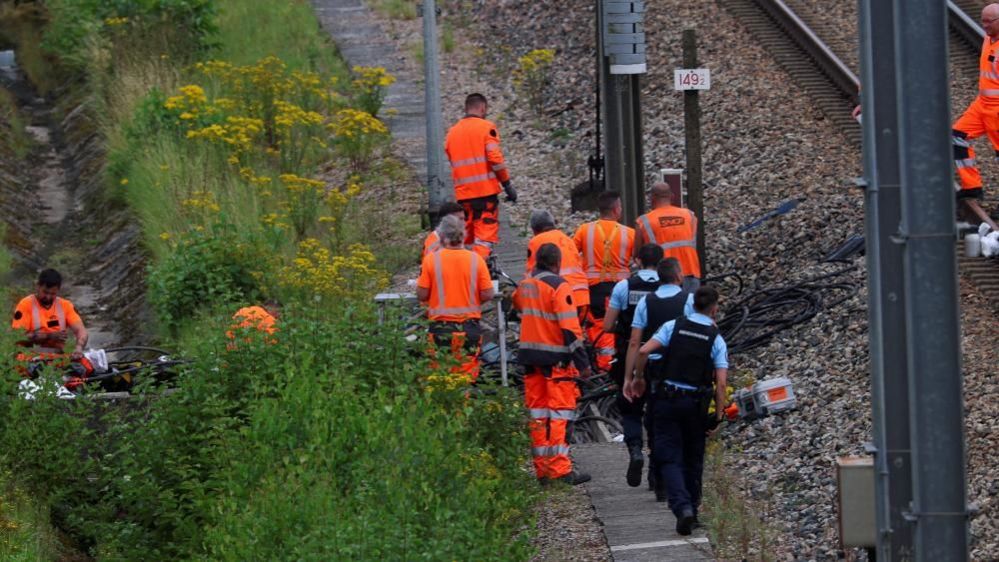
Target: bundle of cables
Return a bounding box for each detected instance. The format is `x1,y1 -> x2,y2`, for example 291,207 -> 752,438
710,265 -> 859,355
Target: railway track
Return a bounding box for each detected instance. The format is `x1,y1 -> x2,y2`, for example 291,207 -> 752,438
722,0 -> 999,307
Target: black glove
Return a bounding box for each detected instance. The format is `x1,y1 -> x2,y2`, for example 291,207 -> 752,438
705,415 -> 721,432
502,181 -> 517,203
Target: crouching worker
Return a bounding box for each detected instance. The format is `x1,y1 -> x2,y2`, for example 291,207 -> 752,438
226,302 -> 280,350
11,269 -> 91,387
630,286 -> 728,536
514,243 -> 592,485
417,214 -> 494,383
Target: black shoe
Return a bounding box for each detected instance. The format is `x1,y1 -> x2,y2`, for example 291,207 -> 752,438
556,470 -> 592,486
654,482 -> 667,503
676,508 -> 695,536
626,446 -> 644,487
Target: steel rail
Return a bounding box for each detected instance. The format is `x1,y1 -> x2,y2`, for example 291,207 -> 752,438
750,0 -> 859,97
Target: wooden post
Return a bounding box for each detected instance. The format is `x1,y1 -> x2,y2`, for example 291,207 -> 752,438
682,29 -> 705,275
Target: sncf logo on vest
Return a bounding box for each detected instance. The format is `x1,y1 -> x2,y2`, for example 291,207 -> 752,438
658,216 -> 686,227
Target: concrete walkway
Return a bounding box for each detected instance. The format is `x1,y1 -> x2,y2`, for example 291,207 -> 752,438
312,0 -> 526,282
573,443 -> 713,561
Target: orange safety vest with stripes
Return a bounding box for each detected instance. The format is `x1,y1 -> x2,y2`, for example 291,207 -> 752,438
636,206 -> 701,278
444,116 -> 510,201
980,36 -> 999,106
513,269 -> 588,371
573,219 -> 635,286
11,295 -> 80,353
417,247 -> 491,322
422,230 -> 442,259
525,229 -> 590,307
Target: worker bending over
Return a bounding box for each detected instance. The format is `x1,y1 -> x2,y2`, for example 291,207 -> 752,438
951,3 -> 999,232
634,182 -> 701,291
514,242 -> 591,485
423,201 -> 466,259
602,244 -> 662,489
630,286 -> 728,536
417,214 -> 494,382
445,93 -> 517,259
525,210 -> 589,321
12,269 -> 88,360
573,191 -> 634,372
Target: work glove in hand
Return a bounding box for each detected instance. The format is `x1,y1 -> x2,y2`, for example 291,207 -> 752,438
502,181 -> 517,203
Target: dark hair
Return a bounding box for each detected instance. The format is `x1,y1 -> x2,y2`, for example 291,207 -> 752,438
37,268 -> 62,288
439,201 -> 465,217
536,243 -> 561,271
465,93 -> 488,111
597,191 -> 621,214
656,258 -> 682,285
693,285 -> 719,313
637,243 -> 664,268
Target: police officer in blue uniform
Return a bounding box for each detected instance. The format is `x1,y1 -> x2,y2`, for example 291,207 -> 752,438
628,286 -> 728,535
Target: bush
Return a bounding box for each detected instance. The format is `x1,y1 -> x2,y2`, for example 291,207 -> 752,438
513,49 -> 556,118
147,225 -> 270,333
0,309 -> 537,560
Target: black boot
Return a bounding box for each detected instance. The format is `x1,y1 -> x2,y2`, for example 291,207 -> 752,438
626,444 -> 644,487
676,508 -> 696,536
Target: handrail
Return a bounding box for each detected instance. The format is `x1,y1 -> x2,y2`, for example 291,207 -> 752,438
948,1 -> 985,47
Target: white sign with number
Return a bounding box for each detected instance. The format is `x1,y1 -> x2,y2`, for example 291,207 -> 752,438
674,68 -> 711,91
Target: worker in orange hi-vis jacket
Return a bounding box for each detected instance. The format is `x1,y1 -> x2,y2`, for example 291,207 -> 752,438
416,214 -> 495,383
514,242 -> 592,486
634,182 -> 701,291
422,201 -> 466,260
524,210 -> 590,323
950,4 -> 999,232
444,93 -> 517,260
572,191 -> 635,373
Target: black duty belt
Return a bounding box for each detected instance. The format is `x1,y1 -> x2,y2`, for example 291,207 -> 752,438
654,380 -> 712,397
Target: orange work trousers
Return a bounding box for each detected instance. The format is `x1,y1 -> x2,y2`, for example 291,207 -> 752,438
585,318 -> 616,374
524,366 -> 580,479
952,96 -> 999,199
460,195 -> 500,259
428,324 -> 482,382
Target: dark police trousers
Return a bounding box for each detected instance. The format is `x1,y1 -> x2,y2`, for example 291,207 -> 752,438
650,390 -> 708,517
610,350 -> 654,453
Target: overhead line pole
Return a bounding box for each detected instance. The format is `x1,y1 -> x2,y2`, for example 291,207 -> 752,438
422,0 -> 450,224
858,0 -> 913,558
892,0 -> 969,558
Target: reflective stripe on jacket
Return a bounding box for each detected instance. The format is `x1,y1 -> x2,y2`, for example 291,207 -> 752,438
513,270 -> 589,372
574,220 -> 634,285
636,206 -> 701,278
525,229 -> 590,307
419,248 -> 489,321
444,116 -> 509,201
980,36 -> 999,104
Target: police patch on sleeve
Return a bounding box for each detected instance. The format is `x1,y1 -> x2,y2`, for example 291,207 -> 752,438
489,129 -> 497,138
13,310 -> 21,320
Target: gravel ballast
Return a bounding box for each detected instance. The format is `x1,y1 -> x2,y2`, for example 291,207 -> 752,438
362,0 -> 999,558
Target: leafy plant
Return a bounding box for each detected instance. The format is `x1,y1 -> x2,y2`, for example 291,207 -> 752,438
513,48 -> 556,118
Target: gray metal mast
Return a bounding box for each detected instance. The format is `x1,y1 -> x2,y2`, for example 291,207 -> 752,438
892,0 -> 969,558
599,0 -> 646,225
423,0 -> 450,220
858,0 -> 914,558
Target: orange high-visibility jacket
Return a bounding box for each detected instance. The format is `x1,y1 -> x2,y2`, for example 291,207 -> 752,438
417,247 -> 492,322
635,206 -> 701,278
423,230 -> 442,259
513,269 -> 589,372
11,295 -> 81,353
444,116 -> 510,201
979,36 -> 999,106
573,220 -> 635,285
525,229 -> 590,307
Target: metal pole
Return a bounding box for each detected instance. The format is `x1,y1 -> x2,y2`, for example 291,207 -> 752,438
682,29 -> 705,275
423,0 -> 450,221
892,0 -> 968,558
858,0 -> 914,557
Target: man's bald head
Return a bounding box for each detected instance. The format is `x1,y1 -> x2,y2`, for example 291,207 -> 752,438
650,182 -> 677,207
983,4 -> 999,39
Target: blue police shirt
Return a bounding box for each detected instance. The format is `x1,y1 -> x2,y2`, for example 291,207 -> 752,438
651,313 -> 729,377
608,270 -> 658,311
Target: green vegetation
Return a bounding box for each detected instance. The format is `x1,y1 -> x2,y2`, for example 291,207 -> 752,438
371,0 -> 418,20
0,475 -> 62,561
702,440 -> 778,560
0,0 -> 539,559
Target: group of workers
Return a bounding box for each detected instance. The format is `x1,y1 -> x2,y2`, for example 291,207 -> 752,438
414,92 -> 727,534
